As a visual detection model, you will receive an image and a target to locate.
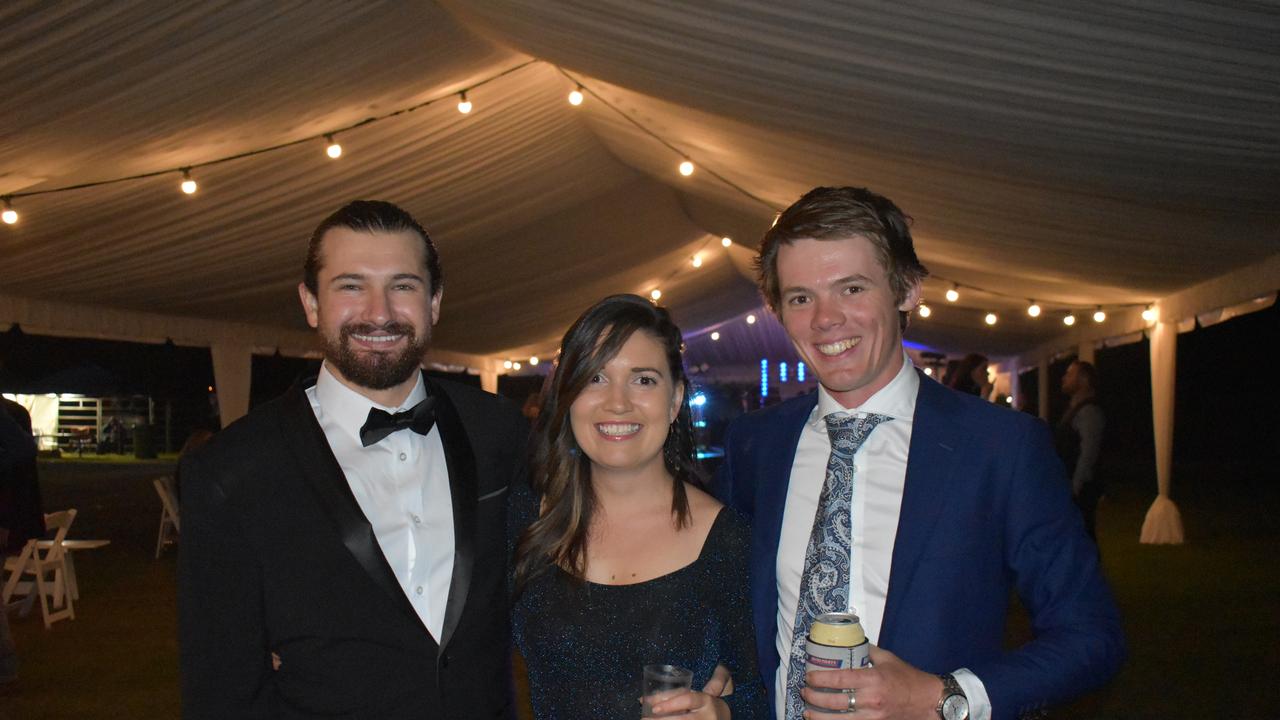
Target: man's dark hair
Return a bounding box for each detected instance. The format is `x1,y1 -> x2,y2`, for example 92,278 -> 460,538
303,200 -> 442,295
755,187 -> 929,330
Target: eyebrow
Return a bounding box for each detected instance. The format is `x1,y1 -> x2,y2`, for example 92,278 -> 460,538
631,366 -> 665,375
781,273 -> 875,294
328,272 -> 426,284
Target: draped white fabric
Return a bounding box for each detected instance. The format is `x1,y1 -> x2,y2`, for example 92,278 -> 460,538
1142,319 -> 1185,545
1,1 -> 1275,362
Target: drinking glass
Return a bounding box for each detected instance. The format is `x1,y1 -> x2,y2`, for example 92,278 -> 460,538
641,664 -> 693,717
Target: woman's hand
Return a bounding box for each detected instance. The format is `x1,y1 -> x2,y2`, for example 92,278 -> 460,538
648,689 -> 730,719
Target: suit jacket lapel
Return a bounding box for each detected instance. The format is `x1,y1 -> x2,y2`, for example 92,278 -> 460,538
277,380 -> 430,635
751,393 -> 817,675
428,379 -> 478,654
880,371 -> 964,647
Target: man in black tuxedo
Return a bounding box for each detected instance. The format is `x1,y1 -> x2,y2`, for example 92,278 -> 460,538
179,201 -> 526,719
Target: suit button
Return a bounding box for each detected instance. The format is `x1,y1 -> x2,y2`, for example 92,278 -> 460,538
440,653 -> 450,669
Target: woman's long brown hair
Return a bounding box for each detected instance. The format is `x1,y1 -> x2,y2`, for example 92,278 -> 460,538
512,294 -> 701,595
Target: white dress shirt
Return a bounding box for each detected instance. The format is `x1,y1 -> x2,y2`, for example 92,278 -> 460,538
307,363 -> 454,641
774,354 -> 991,720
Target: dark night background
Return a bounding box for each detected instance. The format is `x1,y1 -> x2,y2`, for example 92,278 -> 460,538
1,302 -> 1276,481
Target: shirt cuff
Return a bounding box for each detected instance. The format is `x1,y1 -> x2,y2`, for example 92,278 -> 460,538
951,668 -> 991,720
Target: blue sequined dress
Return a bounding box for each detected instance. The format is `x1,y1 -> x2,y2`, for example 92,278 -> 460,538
512,499 -> 767,720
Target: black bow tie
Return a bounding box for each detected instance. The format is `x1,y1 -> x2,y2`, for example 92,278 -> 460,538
359,396 -> 437,447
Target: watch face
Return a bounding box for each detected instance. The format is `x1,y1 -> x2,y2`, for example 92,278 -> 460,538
942,694 -> 969,720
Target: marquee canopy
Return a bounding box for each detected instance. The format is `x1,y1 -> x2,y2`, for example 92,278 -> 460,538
1,1 -> 1277,370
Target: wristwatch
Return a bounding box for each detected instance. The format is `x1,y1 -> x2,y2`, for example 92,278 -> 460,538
936,673 -> 969,720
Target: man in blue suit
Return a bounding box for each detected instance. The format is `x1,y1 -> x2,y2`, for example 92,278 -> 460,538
716,187 -> 1124,720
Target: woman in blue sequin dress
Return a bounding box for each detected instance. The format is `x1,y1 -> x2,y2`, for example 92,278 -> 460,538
512,294 -> 766,720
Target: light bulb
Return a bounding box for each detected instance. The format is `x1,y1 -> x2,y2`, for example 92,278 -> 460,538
568,87 -> 584,106
650,289 -> 662,301
1027,302 -> 1041,317
984,312 -> 998,326
691,254 -> 703,268
946,286 -> 959,302
1142,305 -> 1157,323
746,314 -> 757,325
1063,313 -> 1076,326
710,331 -> 720,341
923,367 -> 934,376
1,198 -> 16,225
502,360 -> 513,370
918,304 -> 931,318
721,237 -> 732,247
325,135 -> 342,159
180,169 -> 197,194
457,91 -> 472,114
678,160 -> 694,176
1093,307 -> 1106,323
529,356 -> 539,366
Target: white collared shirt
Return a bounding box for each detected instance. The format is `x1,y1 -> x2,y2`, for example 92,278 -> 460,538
306,363 -> 454,641
774,354 -> 991,720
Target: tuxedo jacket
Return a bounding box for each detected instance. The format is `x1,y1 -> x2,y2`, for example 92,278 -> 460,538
716,370 -> 1125,720
178,375 -> 526,719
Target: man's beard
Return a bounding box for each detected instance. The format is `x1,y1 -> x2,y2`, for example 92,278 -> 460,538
321,321 -> 430,391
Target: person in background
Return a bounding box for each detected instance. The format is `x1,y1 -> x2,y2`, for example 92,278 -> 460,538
1056,360 -> 1105,545
716,186 -> 1124,720
512,294 -> 766,720
0,397 -> 44,554
945,353 -> 991,399
179,200 -> 526,719
0,402 -> 37,687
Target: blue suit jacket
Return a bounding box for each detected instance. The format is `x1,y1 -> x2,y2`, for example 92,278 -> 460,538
716,370 -> 1125,720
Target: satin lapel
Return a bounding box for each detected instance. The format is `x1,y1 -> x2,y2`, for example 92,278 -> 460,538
751,393 -> 817,667
429,379 -> 478,653
278,381 -> 429,634
879,372 -> 965,647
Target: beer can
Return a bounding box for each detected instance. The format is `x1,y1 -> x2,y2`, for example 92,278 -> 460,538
804,612 -> 869,713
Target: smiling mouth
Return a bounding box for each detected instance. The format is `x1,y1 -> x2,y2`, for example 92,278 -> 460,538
596,422 -> 641,438
351,333 -> 404,345
816,337 -> 859,356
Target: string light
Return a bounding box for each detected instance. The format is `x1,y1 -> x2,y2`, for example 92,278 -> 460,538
691,254 -> 703,268
512,361 -> 522,370
1,197 -> 16,225
746,314 -> 757,325
710,331 -> 720,341
1142,305 -> 1157,323
1093,306 -> 1106,323
1063,313 -> 1076,326
721,237 -> 732,247
923,367 -> 934,376
180,169 -> 197,195
529,356 -> 539,366
984,312 -> 998,326
678,160 -> 694,176
797,362 -> 806,382
457,91 -> 472,114
1027,301 -> 1041,317
946,285 -> 960,302
324,135 -> 342,159
502,360 -> 513,369
568,86 -> 584,106
917,303 -> 931,318
650,289 -> 662,301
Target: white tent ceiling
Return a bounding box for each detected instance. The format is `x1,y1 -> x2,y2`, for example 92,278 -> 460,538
2,1 -> 1277,367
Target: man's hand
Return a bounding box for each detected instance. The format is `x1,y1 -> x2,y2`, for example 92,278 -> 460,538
801,645 -> 942,720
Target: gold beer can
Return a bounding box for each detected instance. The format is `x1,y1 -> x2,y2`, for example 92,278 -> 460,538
804,612 -> 869,713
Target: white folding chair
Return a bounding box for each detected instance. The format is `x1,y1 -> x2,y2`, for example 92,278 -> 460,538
154,476 -> 181,559
2,509 -> 77,629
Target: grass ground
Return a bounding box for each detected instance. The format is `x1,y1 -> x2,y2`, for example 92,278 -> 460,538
2,456 -> 1276,719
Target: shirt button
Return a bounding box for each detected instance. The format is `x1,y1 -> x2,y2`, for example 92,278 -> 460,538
412,514 -> 422,525
415,586 -> 424,595
398,452 -> 407,461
